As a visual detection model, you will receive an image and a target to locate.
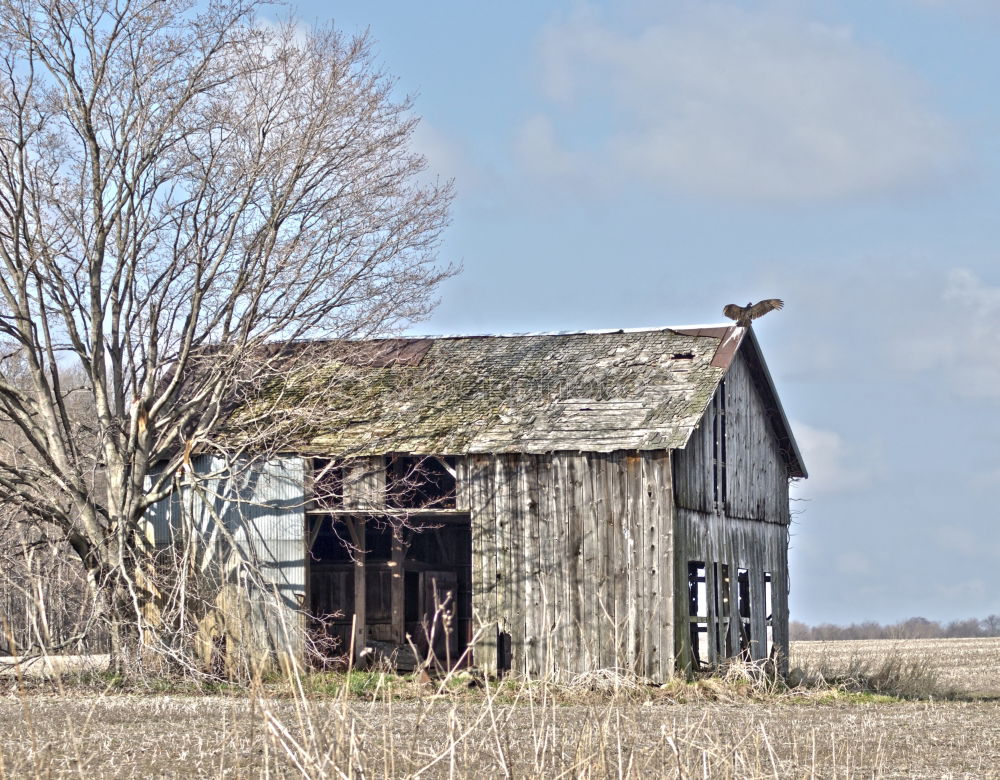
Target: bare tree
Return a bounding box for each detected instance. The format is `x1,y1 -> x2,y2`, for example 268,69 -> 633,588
0,0 -> 453,674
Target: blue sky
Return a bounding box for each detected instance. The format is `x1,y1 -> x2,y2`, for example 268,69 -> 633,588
286,0 -> 1000,625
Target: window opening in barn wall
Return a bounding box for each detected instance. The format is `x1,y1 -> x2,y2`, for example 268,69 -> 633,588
712,381 -> 728,510
737,568 -> 752,658
311,458 -> 346,509
386,455 -> 457,509
764,571 -> 774,659
688,561 -> 709,668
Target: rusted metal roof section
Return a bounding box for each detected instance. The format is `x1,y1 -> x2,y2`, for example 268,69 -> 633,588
709,327 -> 745,369
256,325 -> 803,475
337,338 -> 434,367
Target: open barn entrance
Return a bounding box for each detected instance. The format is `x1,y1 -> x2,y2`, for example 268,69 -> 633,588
306,514 -> 472,669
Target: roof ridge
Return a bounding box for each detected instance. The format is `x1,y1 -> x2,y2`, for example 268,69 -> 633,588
399,323 -> 735,340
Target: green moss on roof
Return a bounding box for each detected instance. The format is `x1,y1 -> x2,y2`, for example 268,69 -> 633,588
236,328 -> 734,456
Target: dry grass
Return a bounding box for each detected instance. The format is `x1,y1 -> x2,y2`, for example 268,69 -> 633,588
1,638 -> 999,778
791,636 -> 1000,696
3,692 -> 1000,778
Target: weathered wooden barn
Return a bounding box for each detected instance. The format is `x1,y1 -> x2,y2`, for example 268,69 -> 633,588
152,324 -> 805,681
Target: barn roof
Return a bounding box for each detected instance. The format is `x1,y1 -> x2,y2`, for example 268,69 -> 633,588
248,324 -> 805,477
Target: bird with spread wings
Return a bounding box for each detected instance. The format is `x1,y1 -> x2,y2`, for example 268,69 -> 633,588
722,299 -> 783,327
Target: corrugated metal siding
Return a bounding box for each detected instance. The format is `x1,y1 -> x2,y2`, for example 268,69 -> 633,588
231,456 -> 307,657
146,464 -> 178,547
145,455 -> 306,661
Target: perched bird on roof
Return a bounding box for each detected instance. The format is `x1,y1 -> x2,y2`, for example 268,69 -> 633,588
722,299 -> 784,327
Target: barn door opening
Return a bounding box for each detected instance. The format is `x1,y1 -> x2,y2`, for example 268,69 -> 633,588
402,521 -> 472,668
307,515 -> 471,669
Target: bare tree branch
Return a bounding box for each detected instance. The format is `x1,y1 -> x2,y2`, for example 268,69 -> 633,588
0,0 -> 454,674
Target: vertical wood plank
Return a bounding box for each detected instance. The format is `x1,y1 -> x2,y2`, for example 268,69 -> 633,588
566,454 -> 584,676
586,453 -> 598,672
523,456 -> 541,677
594,454 -> 609,671
493,456 -> 509,671
611,452 -> 630,669
470,456 -> 497,674
660,452 -> 675,681
539,455 -> 558,677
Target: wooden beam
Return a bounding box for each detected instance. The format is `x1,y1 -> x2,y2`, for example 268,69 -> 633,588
390,531 -> 405,644
430,455 -> 457,480
347,516 -> 367,662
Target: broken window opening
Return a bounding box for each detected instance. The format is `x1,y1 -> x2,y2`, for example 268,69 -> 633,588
737,568 -> 752,659
688,561 -> 709,669
311,458 -> 346,509
712,381 -> 727,509
764,571 -> 774,660
386,455 -> 458,510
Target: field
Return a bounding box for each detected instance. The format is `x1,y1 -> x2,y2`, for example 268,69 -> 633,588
1,638 -> 999,778
791,636 -> 1000,697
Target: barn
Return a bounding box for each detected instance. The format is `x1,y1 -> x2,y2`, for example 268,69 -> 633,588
151,323 -> 805,681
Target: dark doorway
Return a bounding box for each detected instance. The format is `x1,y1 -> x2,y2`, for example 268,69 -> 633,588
307,514 -> 472,668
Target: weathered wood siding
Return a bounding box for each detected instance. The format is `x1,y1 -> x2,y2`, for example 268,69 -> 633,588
671,347 -> 792,670
464,450 -> 674,683
673,349 -> 789,523
672,509 -> 789,669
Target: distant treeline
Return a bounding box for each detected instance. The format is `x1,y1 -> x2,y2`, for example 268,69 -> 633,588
790,615 -> 1000,641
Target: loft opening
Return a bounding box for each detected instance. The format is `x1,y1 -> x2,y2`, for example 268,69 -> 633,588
311,458 -> 346,509
387,455 -> 457,510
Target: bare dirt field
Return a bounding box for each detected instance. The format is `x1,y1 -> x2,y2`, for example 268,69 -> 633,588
1,638 -> 998,778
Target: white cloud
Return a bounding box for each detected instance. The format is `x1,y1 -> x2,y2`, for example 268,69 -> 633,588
934,524 -> 1000,561
889,268 -> 1000,399
523,4 -> 961,202
790,421 -> 876,496
514,115 -> 586,184
931,577 -> 990,603
411,121 -> 482,191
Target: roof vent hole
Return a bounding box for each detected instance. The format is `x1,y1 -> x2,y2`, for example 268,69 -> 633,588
672,352 -> 695,360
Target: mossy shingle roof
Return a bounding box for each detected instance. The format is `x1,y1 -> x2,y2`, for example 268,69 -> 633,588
265,325 -> 752,458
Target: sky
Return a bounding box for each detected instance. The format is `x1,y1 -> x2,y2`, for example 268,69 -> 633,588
282,0 -> 1000,626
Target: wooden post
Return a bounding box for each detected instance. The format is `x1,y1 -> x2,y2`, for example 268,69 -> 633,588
348,516 -> 366,662
390,532 -> 405,644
